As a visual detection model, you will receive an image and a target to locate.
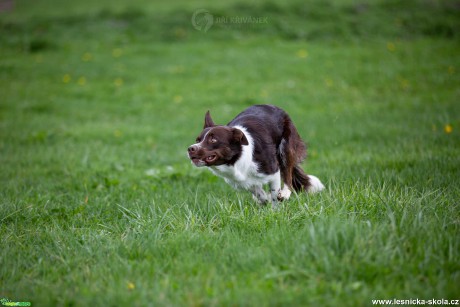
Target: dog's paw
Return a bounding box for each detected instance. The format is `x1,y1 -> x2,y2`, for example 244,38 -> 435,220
277,187 -> 292,201
252,191 -> 269,205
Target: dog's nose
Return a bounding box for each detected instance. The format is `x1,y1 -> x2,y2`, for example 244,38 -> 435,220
188,145 -> 198,153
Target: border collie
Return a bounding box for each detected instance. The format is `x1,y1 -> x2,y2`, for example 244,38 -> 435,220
187,104 -> 324,205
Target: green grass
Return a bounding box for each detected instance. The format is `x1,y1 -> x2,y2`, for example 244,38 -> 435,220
1,0 -> 459,306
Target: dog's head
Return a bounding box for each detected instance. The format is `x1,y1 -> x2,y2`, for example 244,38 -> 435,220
188,111 -> 249,167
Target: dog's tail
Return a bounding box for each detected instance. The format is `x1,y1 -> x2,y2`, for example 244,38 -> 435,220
292,167 -> 325,193
291,165 -> 311,192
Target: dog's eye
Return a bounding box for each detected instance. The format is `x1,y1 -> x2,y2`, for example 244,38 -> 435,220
210,137 -> 217,143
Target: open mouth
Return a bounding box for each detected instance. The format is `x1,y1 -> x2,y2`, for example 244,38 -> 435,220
189,154 -> 217,167
206,154 -> 217,163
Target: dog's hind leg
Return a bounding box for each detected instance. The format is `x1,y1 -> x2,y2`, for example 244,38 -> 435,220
268,171 -> 282,205
279,115 -> 311,192
277,184 -> 292,201
268,170 -> 292,203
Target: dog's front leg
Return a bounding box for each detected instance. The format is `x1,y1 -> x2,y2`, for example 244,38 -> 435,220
251,185 -> 269,205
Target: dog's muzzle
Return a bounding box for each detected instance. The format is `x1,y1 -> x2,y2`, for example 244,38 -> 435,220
187,144 -> 216,166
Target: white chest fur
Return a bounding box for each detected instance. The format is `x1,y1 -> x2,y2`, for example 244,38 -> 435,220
209,125 -> 277,190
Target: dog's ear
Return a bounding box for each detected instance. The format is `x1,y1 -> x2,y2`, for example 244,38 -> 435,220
232,128 -> 249,146
204,111 -> 215,128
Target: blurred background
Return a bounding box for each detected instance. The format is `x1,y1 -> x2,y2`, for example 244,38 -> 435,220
1,0 -> 459,190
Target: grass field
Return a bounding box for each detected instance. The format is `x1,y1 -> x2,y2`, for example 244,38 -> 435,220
1,0 -> 459,306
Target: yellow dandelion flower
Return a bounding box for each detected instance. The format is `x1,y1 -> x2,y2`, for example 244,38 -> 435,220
400,78 -> 409,90
127,282 -> 135,290
82,52 -> 93,62
62,74 -> 71,83
173,95 -> 183,103
112,48 -> 123,58
114,78 -> 124,87
324,78 -> 334,88
296,49 -> 308,59
174,27 -> 186,38
77,77 -> 86,86
448,66 -> 455,75
387,42 -> 396,52
444,124 -> 453,134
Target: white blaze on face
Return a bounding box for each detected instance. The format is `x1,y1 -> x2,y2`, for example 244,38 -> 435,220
193,129 -> 211,149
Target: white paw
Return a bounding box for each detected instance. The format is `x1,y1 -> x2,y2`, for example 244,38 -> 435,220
277,186 -> 292,201
307,175 -> 325,193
